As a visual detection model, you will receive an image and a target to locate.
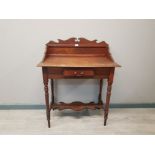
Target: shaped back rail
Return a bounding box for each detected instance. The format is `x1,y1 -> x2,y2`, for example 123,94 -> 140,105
44,37 -> 113,60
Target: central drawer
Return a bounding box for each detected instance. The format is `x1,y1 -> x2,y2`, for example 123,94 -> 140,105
47,67 -> 111,79
63,69 -> 94,77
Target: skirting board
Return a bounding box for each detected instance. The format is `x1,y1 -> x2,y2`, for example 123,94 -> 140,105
0,103 -> 155,110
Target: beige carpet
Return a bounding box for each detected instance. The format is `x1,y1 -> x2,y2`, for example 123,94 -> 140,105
0,108 -> 155,134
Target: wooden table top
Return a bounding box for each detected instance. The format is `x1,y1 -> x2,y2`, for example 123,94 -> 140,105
37,55 -> 120,67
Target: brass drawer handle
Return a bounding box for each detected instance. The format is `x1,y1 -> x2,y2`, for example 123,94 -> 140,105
80,71 -> 84,75
74,71 -> 77,75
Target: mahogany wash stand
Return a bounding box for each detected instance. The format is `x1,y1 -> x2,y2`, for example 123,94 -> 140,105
37,38 -> 120,128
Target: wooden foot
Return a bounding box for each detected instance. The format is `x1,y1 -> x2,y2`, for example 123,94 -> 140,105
104,112 -> 108,126
46,110 -> 50,128
48,119 -> 50,128
104,120 -> 107,126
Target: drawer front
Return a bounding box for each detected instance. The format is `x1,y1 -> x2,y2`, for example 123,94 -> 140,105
63,69 -> 94,77
47,67 -> 112,79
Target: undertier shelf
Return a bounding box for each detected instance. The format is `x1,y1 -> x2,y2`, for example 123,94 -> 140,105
50,101 -> 104,111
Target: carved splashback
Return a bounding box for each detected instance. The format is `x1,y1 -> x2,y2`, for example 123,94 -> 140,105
47,37 -> 108,47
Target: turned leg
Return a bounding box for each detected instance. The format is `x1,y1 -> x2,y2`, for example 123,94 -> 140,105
42,68 -> 50,128
104,68 -> 115,126
98,79 -> 103,105
44,81 -> 50,128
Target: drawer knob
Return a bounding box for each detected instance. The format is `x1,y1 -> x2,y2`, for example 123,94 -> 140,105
74,71 -> 77,75
80,71 -> 84,75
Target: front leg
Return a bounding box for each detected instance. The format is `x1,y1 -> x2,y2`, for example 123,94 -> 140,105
42,67 -> 50,128
104,68 -> 115,126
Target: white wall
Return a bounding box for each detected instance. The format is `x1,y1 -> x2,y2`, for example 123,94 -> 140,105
0,19 -> 155,104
